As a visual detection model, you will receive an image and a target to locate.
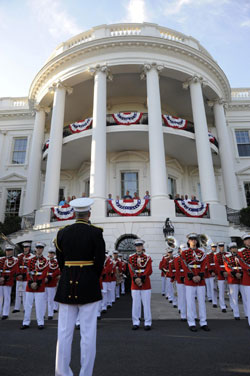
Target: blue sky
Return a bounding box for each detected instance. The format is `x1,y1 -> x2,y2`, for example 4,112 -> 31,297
1,0 -> 250,97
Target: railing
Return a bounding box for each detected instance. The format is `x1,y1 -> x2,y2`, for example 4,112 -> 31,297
0,97 -> 29,110
46,23 -> 211,62
106,199 -> 151,217
231,88 -> 250,101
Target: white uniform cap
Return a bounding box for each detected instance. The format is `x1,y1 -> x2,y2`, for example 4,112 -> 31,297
69,197 -> 94,212
35,242 -> 46,248
134,239 -> 145,246
228,242 -> 237,249
113,250 -> 118,254
242,233 -> 250,241
187,233 -> 198,239
5,244 -> 15,251
218,242 -> 225,246
22,242 -> 31,247
211,243 -> 217,247
48,247 -> 56,253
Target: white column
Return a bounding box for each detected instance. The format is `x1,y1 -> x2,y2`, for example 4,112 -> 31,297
183,76 -> 218,203
42,82 -> 72,208
23,106 -> 50,215
88,65 -> 109,218
209,100 -> 241,209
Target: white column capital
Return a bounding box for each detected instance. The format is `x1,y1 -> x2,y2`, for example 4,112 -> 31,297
88,64 -> 113,81
140,62 -> 164,80
48,81 -> 73,95
33,104 -> 51,114
183,75 -> 207,90
207,98 -> 227,109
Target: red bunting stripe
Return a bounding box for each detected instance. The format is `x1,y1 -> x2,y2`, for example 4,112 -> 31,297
69,118 -> 93,133
52,204 -> 75,221
162,114 -> 187,129
175,200 -> 209,218
109,199 -> 149,216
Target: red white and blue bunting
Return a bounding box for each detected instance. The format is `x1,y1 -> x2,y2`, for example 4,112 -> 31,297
112,112 -> 143,125
52,204 -> 75,221
45,139 -> 49,149
162,114 -> 187,129
208,132 -> 215,144
69,118 -> 93,133
175,200 -> 209,218
109,199 -> 149,216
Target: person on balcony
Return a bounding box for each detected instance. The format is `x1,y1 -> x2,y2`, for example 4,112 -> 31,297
191,195 -> 199,202
58,197 -> 66,206
144,190 -> 150,200
123,190 -> 132,199
133,192 -> 140,200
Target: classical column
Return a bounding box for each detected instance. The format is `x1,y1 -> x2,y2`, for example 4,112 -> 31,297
142,63 -> 168,199
42,82 -> 72,208
183,76 -> 218,203
208,99 -> 241,209
23,105 -> 50,215
88,65 -> 110,217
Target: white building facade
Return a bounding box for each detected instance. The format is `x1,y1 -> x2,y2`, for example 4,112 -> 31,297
0,23 -> 250,290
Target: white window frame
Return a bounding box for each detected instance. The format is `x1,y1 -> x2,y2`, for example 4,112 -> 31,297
234,129 -> 250,158
10,136 -> 28,165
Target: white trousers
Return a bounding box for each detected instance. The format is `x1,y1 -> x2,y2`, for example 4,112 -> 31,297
0,286 -> 3,315
205,278 -> 212,300
23,291 -> 46,326
131,289 -> 152,326
14,281 -> 27,310
240,285 -> 247,316
121,281 -> 125,294
161,276 -> 166,295
176,283 -> 186,319
166,278 -> 173,300
185,285 -> 207,327
110,281 -> 116,303
228,284 -> 240,318
55,301 -> 99,376
45,287 -> 57,317
218,280 -> 226,309
107,282 -> 112,306
101,282 -> 108,310
206,277 -> 217,304
2,286 -> 12,316
115,284 -> 120,298
242,285 -> 250,326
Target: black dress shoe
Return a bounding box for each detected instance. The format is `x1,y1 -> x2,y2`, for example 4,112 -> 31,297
173,305 -> 177,308
97,316 -> 101,320
38,325 -> 44,330
208,300 -> 212,303
222,309 -> 227,313
201,325 -> 210,331
162,293 -> 165,296
144,326 -> 151,331
107,305 -> 112,309
75,324 -> 80,330
1,316 -> 8,320
169,300 -> 173,304
101,310 -> 107,314
189,326 -> 197,332
48,316 -> 53,320
12,309 -> 20,313
181,318 -> 187,322
234,317 -> 240,320
20,325 -> 29,330
132,325 -> 139,330
53,310 -> 58,313
213,304 -> 217,308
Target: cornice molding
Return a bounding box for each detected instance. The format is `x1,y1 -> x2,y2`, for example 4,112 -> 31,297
227,102 -> 250,110
0,111 -> 33,119
29,36 -> 231,102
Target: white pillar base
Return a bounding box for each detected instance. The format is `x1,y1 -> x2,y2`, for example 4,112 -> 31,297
151,197 -> 175,218
90,198 -> 106,221
209,203 -> 227,224
35,208 -> 51,226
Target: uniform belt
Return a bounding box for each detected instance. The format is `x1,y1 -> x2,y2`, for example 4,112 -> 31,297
172,270 -> 176,272
31,272 -> 42,275
180,269 -> 184,272
189,265 -> 201,269
210,263 -> 215,266
135,269 -> 145,273
220,265 -> 225,268
233,267 -> 242,270
3,270 -> 10,273
65,261 -> 94,267
20,266 -> 27,269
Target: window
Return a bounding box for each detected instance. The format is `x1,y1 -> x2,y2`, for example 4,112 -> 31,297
235,130 -> 250,157
244,182 -> 250,206
5,189 -> 21,217
12,138 -> 27,164
58,188 -> 64,203
85,180 -> 90,197
168,177 -> 176,199
121,172 -> 138,198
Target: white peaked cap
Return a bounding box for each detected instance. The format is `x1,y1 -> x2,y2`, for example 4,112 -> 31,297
134,239 -> 145,246
35,242 -> 46,248
228,242 -> 237,249
242,233 -> 250,240
69,197 -> 94,212
5,244 -> 15,250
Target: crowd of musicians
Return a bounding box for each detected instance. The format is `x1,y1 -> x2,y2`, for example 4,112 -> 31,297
0,232 -> 250,333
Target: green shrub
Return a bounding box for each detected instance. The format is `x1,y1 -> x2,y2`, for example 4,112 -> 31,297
0,216 -> 22,236
239,207 -> 250,227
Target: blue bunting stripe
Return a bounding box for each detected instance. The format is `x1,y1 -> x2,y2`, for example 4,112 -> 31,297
112,112 -> 143,125
175,200 -> 209,218
52,204 -> 75,221
162,114 -> 187,129
109,199 -> 149,216
69,118 -> 93,133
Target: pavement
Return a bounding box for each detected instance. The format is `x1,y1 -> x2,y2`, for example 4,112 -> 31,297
0,294 -> 250,376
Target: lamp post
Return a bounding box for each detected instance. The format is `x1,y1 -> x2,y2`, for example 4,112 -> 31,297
163,218 -> 175,239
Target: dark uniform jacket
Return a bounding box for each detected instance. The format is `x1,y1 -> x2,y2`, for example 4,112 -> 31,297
54,219 -> 105,305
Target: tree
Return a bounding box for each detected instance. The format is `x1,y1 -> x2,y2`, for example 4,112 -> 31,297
239,207 -> 250,228
0,216 -> 21,236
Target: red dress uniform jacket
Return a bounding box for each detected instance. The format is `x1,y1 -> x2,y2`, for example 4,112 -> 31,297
26,256 -> 49,293
206,252 -> 216,278
224,253 -> 242,285
16,252 -> 34,281
0,256 -> 18,286
174,256 -> 185,284
101,257 -> 113,283
181,248 -> 206,287
161,256 -> 170,277
214,252 -> 227,280
128,253 -> 152,290
46,258 -> 60,288
110,259 -> 122,282
237,248 -> 250,286
159,256 -> 168,277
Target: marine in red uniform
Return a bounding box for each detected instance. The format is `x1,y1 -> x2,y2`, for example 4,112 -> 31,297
13,241 -> 33,313
173,245 -> 187,320
237,233 -> 250,327
214,242 -> 228,312
119,253 -> 127,295
181,233 -> 210,332
101,252 -> 113,312
45,247 -> 60,320
159,252 -> 169,296
21,242 -> 49,329
128,239 -> 152,331
0,244 -> 18,319
206,243 -> 218,307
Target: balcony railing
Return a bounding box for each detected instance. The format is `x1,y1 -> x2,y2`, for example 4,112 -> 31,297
175,199 -> 210,219
106,199 -> 151,217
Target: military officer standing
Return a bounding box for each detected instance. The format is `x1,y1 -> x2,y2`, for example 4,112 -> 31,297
214,242 -> 228,312
237,233 -> 250,327
54,197 -> 105,376
45,247 -> 60,320
128,239 -> 152,331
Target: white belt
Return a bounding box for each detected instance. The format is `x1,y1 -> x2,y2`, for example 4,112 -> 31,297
220,265 -> 225,268
233,267 -> 242,270
135,269 -> 145,273
4,270 -> 10,273
20,266 -> 27,269
189,265 -> 201,269
48,273 -> 53,276
210,263 -> 215,266
31,272 -> 43,276
180,269 -> 184,272
172,270 -> 176,272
